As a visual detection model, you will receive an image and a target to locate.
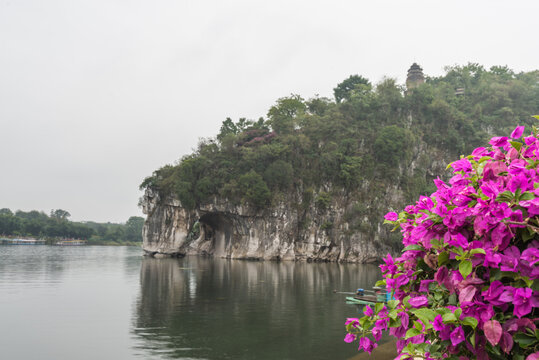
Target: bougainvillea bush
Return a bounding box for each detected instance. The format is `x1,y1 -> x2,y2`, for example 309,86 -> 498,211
345,124 -> 539,360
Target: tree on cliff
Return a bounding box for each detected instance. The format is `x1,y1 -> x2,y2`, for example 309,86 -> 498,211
333,74 -> 371,103
267,94 -> 306,134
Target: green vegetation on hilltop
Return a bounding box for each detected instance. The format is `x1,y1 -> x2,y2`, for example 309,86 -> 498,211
140,64 -> 538,244
0,208 -> 144,245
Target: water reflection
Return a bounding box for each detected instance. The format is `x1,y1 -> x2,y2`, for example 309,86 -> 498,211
133,257 -> 381,360
0,246 -> 142,360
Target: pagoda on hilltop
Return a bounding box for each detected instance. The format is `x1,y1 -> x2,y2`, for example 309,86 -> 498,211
406,63 -> 425,90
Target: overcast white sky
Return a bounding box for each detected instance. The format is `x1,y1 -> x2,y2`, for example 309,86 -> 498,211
0,0 -> 538,223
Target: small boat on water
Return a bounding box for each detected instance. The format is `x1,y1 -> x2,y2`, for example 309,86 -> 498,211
54,239 -> 86,246
346,286 -> 392,305
346,296 -> 379,305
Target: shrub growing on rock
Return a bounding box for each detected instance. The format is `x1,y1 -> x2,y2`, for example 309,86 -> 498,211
345,124 -> 539,360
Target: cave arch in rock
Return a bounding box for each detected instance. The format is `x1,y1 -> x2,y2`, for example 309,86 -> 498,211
198,212 -> 232,257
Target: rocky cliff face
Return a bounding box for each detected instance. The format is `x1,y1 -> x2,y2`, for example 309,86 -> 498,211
142,187 -> 395,263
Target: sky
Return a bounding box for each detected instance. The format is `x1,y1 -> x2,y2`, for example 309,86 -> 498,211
0,0 -> 538,223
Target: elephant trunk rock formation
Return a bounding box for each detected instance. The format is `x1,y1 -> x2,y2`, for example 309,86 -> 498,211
141,189 -> 391,263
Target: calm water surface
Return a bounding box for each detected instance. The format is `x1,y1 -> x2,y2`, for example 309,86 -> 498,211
0,246 -> 381,359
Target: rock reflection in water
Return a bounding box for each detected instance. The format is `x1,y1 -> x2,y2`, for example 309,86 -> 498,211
133,257 -> 380,360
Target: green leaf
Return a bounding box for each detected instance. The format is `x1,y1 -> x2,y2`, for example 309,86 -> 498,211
490,269 -> 502,281
459,260 -> 473,279
442,312 -> 457,323
389,317 -> 402,328
470,248 -> 486,255
403,296 -> 411,308
435,308 -> 451,315
405,328 -> 421,339
387,299 -> 399,309
514,333 -> 536,348
522,276 -> 533,288
521,227 -> 535,242
403,244 -> 424,251
375,280 -> 386,287
462,316 -> 478,329
532,279 -> 539,291
510,141 -> 522,151
532,115 -> 539,120
496,190 -> 514,203
430,238 -> 442,249
411,308 -> 437,323
519,191 -> 535,202
478,156 -> 493,163
454,308 -> 462,320
359,317 -> 369,327
438,252 -> 449,266
374,302 -> 384,313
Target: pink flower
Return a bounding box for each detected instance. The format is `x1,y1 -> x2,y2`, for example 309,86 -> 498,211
481,281 -> 513,306
489,136 -> 509,147
363,305 -> 373,317
510,125 -> 525,139
451,158 -> 472,173
358,337 -> 377,354
372,327 -> 382,341
345,128 -> 539,359
513,287 -> 533,318
450,326 -> 465,346
384,212 -> 398,221
522,248 -> 539,265
432,314 -> 444,331
419,280 -> 434,292
344,333 -> 356,343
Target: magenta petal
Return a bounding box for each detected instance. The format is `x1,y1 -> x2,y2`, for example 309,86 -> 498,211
489,136 -> 509,147
344,333 -> 356,343
459,285 -> 477,303
408,295 -> 428,308
527,352 -> 539,360
500,331 -> 514,353
450,326 -> 465,346
484,320 -> 502,345
363,305 -> 373,317
511,125 -> 525,139
384,212 -> 398,221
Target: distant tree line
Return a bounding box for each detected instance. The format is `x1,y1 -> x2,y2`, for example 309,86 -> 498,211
0,208 -> 144,245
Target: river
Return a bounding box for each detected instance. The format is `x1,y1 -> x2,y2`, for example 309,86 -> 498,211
0,245 -> 382,359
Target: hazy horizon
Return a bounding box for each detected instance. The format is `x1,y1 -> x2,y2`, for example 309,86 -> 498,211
1,0 -> 538,223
